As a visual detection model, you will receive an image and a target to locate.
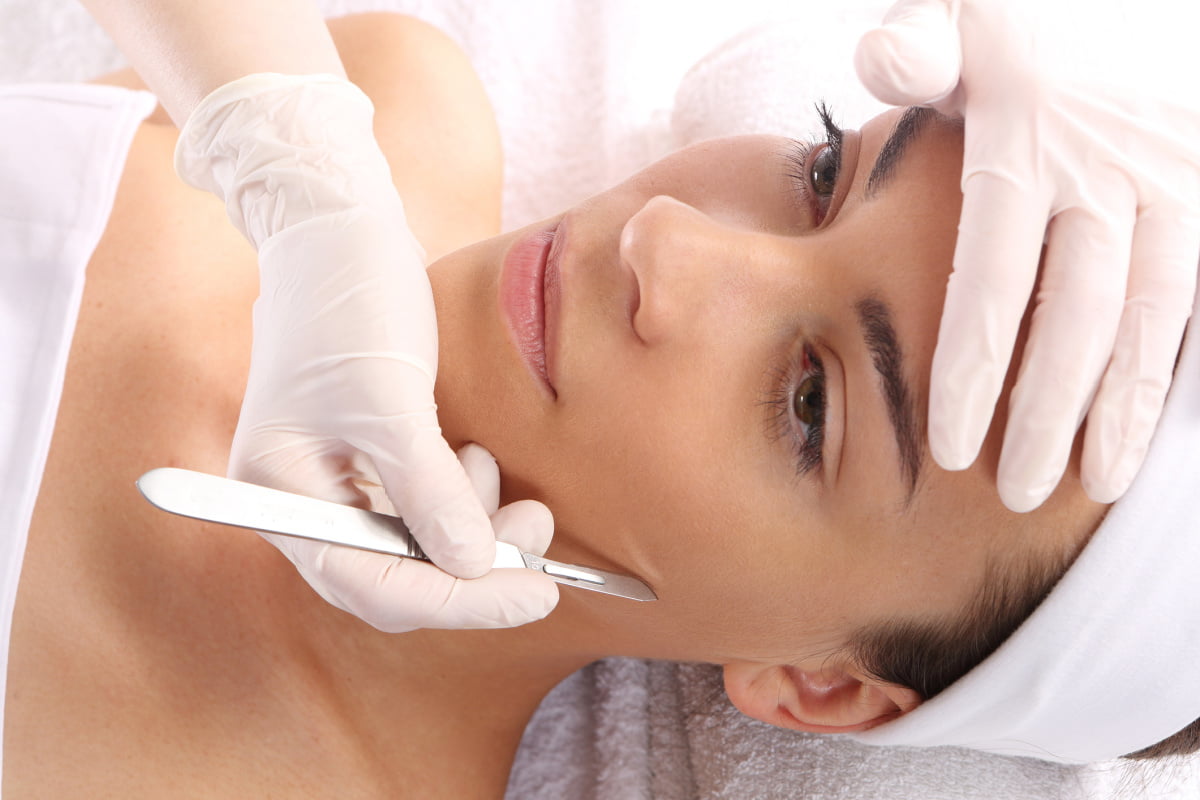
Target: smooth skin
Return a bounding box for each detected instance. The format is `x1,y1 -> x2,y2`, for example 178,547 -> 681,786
7,12 -> 1106,798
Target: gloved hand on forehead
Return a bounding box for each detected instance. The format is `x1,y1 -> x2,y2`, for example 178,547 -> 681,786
854,0 -> 1200,512
176,73 -> 558,631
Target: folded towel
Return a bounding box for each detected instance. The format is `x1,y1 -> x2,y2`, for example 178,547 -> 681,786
511,660 -> 1163,800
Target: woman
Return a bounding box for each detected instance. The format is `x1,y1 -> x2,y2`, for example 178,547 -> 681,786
5,11 -> 1189,797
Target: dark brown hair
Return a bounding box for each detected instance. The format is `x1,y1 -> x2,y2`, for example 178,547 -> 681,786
849,545 -> 1200,760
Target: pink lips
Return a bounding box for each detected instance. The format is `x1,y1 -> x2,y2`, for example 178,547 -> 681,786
500,220 -> 562,397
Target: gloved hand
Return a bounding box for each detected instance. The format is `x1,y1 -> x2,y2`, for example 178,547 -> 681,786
175,73 -> 558,630
270,443 -> 558,632
854,0 -> 1200,512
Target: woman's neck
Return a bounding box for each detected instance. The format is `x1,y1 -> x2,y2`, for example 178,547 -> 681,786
268,554 -> 602,797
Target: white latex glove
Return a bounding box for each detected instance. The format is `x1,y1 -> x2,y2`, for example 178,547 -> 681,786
855,0 -> 1200,511
175,73 -> 558,630
274,444 -> 558,631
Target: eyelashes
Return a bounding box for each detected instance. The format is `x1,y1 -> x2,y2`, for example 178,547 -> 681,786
814,101 -> 843,156
761,344 -> 827,477
785,102 -> 844,227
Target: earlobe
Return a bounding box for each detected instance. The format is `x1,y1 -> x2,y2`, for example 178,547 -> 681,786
722,661 -> 922,734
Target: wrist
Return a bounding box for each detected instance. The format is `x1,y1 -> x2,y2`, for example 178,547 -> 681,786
174,73 -> 406,248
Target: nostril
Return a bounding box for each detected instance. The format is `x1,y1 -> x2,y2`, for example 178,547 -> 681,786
619,210 -> 647,343
625,257 -> 644,342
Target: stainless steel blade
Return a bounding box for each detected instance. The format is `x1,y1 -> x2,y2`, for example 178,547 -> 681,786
136,467 -> 655,601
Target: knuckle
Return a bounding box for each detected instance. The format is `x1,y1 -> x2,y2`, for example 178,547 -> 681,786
1135,269 -> 1198,313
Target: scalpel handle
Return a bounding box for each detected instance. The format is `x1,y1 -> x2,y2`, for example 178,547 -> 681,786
136,467 -> 526,568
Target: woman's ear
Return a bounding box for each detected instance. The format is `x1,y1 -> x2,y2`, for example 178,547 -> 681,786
722,660 -> 921,733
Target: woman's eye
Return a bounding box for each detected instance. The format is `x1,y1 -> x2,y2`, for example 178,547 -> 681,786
810,145 -> 839,200
763,345 -> 828,477
793,373 -> 825,430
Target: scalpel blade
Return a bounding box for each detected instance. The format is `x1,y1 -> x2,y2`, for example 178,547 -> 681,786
136,467 -> 656,601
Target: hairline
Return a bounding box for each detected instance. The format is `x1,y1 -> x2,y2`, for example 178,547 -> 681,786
847,533 -> 1081,702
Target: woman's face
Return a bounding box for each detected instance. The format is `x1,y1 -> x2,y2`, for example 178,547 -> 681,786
428,107 -> 1104,666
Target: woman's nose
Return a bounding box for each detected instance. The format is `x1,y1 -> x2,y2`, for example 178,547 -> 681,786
620,195 -> 754,344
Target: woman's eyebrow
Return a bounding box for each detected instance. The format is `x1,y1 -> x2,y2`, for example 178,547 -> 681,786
865,106 -> 942,199
855,297 -> 925,504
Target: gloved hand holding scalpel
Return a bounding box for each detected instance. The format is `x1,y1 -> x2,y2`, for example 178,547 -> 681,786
80,0 -> 558,632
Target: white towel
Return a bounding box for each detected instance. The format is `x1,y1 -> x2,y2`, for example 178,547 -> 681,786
6,2 -> 1199,797
0,83 -> 156,793
511,660 -> 1159,800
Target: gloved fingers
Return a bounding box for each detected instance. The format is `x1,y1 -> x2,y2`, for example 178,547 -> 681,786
490,499 -> 555,557
854,0 -> 961,107
413,566 -> 559,631
294,542 -> 558,632
1081,208 -> 1200,502
452,440 -> 554,556
997,203 -> 1135,512
929,171 -> 1048,471
456,442 -> 501,515
370,421 -> 498,580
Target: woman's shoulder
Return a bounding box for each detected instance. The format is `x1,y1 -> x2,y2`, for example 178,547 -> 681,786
328,12 -> 505,259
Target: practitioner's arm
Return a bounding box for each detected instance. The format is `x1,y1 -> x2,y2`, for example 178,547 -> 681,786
76,1 -> 559,631
78,0 -> 343,126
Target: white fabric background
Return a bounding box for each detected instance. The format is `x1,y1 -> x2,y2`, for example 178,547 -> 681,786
3,1 -> 1198,797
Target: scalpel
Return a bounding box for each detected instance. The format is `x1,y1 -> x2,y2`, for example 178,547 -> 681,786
136,467 -> 656,601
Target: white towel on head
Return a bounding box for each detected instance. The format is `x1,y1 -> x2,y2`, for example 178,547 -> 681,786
671,12 -> 888,148
857,293 -> 1200,762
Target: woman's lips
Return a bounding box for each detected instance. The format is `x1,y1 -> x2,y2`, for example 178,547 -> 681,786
500,220 -> 561,397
